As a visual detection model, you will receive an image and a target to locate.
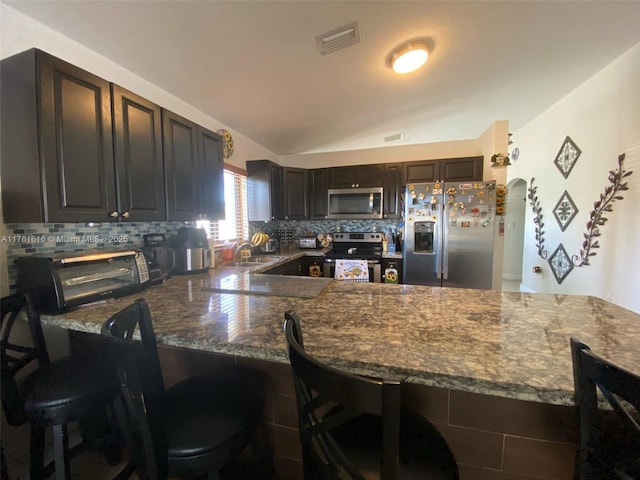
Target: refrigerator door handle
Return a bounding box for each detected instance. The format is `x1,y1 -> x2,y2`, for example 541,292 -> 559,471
442,203 -> 449,280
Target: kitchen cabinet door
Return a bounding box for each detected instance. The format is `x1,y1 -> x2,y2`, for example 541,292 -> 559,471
283,167 -> 308,220
441,156 -> 483,181
309,169 -> 329,219
112,85 -> 166,221
383,163 -> 404,219
357,164 -> 385,187
1,49 -> 117,223
197,127 -> 225,220
247,160 -> 284,221
405,160 -> 440,183
329,164 -> 384,188
163,110 -> 200,221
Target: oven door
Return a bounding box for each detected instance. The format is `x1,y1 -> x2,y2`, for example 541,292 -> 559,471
323,260 -> 381,283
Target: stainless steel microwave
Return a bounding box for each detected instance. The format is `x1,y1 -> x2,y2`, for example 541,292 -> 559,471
17,250 -> 151,313
327,187 -> 383,219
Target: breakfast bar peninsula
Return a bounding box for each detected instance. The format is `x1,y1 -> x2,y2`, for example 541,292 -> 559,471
42,261 -> 640,480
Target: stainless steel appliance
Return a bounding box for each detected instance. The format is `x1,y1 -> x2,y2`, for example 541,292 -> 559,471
141,233 -> 175,284
298,238 -> 317,249
323,232 -> 383,282
172,227 -> 211,274
260,238 -> 279,253
327,187 -> 383,219
17,250 -> 150,313
403,181 -> 496,289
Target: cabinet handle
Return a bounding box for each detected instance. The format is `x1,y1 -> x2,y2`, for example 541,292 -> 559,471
122,211 -> 130,219
109,211 -> 119,218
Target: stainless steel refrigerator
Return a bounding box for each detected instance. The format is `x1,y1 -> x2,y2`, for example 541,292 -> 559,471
402,181 -> 496,289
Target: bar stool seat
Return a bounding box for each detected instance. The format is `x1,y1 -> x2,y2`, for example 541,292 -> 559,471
1,292 -> 128,480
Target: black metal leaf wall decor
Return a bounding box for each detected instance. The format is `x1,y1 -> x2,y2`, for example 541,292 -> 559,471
554,136 -> 581,178
528,152 -> 633,284
527,178 -> 547,259
572,153 -> 632,266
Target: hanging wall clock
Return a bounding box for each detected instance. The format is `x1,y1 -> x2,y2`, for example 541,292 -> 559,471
217,129 -> 234,158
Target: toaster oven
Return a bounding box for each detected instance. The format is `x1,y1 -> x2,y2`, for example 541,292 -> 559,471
17,250 -> 151,313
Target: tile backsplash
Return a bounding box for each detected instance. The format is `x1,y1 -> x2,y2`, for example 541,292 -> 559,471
3,222 -> 186,290
3,219 -> 404,290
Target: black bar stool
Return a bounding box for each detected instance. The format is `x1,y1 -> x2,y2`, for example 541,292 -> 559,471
570,338 -> 640,479
100,298 -> 267,480
284,310 -> 459,480
1,291 -> 131,480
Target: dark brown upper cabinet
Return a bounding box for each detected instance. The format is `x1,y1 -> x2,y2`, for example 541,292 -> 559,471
197,127 -> 225,221
283,168 -> 309,220
383,163 -> 404,219
162,110 -> 200,222
440,156 -> 483,182
112,85 -> 165,222
404,156 -> 483,184
309,169 -> 329,219
329,164 -> 384,189
162,110 -> 225,222
1,49 -> 118,223
405,160 -> 440,184
247,160 -> 283,221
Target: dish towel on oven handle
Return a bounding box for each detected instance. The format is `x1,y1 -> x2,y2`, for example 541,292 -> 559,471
334,259 -> 369,282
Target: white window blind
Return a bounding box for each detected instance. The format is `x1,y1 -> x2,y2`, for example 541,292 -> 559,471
197,170 -> 248,241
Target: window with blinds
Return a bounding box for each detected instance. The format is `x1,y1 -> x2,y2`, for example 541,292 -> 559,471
197,169 -> 249,241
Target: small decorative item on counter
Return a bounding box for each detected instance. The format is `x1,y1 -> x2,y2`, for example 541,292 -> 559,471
491,153 -> 511,167
384,264 -> 399,284
309,262 -> 322,277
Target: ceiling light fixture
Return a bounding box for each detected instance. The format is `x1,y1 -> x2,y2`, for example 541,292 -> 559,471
388,40 -> 430,74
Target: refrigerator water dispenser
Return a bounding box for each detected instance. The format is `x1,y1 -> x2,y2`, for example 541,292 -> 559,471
414,221 -> 436,254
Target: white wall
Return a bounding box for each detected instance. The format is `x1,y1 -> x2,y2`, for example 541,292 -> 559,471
278,138 -> 480,167
0,4 -> 278,171
508,42 -> 640,313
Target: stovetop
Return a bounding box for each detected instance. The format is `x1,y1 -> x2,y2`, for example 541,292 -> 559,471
324,232 -> 383,262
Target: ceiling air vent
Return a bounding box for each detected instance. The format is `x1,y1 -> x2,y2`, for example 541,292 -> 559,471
384,133 -> 404,143
316,22 -> 361,55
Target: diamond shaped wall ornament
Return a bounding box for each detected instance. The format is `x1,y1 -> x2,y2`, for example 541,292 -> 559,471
553,191 -> 579,232
554,136 -> 581,178
548,244 -> 574,284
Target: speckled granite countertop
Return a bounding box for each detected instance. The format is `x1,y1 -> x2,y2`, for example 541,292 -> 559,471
41,252 -> 640,406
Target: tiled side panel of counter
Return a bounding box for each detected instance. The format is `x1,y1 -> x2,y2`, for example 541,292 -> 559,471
156,346 -> 578,480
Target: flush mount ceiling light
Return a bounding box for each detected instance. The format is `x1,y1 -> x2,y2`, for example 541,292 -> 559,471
388,40 -> 430,74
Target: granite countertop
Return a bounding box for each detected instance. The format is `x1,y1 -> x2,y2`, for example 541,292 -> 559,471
41,252 -> 640,407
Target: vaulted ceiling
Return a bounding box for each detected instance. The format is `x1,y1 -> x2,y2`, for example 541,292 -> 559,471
4,1 -> 640,155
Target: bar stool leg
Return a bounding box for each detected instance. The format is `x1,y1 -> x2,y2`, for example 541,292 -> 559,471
30,424 -> 46,480
52,424 -> 71,480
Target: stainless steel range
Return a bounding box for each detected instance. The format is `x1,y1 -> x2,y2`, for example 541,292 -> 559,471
323,232 -> 383,282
